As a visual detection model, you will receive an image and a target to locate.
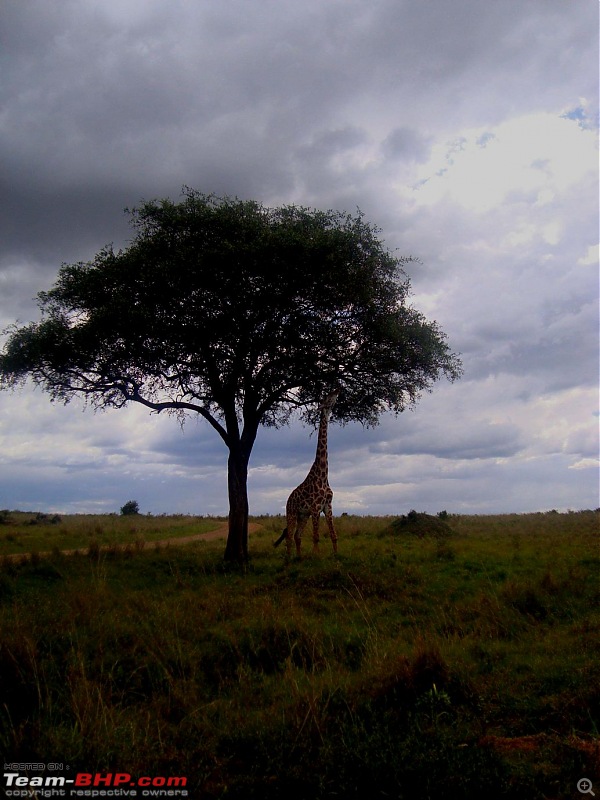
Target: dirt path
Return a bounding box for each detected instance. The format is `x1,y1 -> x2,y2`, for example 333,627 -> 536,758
1,521 -> 264,562
150,521 -> 263,545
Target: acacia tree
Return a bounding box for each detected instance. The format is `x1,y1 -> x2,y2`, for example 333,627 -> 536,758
0,190 -> 461,561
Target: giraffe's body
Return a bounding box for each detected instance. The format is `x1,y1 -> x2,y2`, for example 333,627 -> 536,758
274,391 -> 338,558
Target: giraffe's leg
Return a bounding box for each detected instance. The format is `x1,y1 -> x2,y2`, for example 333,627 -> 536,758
311,513 -> 320,553
285,515 -> 296,560
324,503 -> 338,555
294,515 -> 309,558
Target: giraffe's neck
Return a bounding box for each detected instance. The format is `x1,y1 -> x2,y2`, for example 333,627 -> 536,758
312,406 -> 330,474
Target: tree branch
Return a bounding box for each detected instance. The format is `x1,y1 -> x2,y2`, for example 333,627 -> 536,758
123,385 -> 230,445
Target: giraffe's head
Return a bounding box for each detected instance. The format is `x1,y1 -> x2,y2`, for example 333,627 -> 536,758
319,389 -> 340,412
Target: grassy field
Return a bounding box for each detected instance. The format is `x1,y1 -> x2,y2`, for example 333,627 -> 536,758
0,510 -> 225,555
0,511 -> 598,799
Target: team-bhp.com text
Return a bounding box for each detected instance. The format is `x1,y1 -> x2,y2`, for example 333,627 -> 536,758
3,773 -> 188,797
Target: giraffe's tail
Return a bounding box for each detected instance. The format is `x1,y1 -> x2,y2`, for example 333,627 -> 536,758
273,527 -> 287,548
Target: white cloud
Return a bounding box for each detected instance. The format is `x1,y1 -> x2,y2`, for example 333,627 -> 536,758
406,112 -> 597,213
569,458 -> 600,471
578,244 -> 599,266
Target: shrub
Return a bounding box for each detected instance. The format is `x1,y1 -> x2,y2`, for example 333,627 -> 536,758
120,500 -> 140,516
28,511 -> 61,525
387,510 -> 454,539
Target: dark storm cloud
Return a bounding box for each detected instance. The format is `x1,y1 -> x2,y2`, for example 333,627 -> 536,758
382,128 -> 431,163
0,0 -> 597,515
371,417 -> 524,461
2,0 -> 595,211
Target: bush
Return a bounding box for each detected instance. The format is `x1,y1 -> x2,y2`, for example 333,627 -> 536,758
120,500 -> 140,516
387,510 -> 454,539
28,512 -> 61,525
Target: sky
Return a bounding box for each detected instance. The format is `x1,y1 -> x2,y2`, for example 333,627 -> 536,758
0,0 -> 598,518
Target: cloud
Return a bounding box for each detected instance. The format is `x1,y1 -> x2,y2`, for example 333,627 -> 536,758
408,114 -> 596,213
382,128 -> 432,163
0,0 -> 597,516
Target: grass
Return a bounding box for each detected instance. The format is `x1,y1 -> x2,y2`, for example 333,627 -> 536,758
0,510 -> 598,799
0,510 -> 224,555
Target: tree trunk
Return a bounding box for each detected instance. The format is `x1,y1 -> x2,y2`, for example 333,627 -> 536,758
224,447 -> 249,562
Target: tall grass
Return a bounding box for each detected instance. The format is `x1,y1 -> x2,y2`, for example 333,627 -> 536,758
0,511 -> 597,798
0,511 -> 224,555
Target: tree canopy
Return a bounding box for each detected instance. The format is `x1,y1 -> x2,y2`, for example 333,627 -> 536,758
0,189 -> 462,560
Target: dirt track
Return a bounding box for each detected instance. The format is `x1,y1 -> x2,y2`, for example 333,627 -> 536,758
149,520 -> 263,545
1,521 -> 264,562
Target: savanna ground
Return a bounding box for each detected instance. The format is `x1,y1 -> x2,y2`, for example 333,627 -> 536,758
0,510 -> 598,799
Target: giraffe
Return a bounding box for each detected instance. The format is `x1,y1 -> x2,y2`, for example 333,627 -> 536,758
273,389 -> 339,558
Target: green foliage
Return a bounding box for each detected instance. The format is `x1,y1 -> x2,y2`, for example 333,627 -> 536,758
0,511 -> 597,797
0,190 -> 461,423
120,499 -> 140,516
